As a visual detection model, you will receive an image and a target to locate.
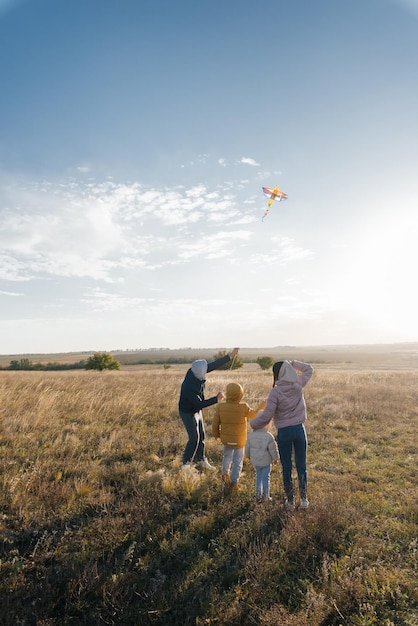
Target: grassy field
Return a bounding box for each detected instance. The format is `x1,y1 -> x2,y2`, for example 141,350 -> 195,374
0,356 -> 417,625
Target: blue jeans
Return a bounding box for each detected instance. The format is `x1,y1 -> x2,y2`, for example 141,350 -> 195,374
255,465 -> 272,499
180,410 -> 205,464
222,446 -> 244,483
277,424 -> 307,501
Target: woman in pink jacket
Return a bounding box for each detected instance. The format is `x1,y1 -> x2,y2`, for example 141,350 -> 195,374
250,360 -> 313,511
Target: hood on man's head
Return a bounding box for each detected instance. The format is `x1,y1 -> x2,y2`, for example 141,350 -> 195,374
191,359 -> 208,381
226,382 -> 243,402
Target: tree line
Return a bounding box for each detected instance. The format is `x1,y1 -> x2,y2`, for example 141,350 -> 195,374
1,352 -> 276,372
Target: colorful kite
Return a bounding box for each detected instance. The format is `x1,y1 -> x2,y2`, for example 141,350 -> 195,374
262,185 -> 288,221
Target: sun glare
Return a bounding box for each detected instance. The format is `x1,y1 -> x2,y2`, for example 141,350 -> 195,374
341,206 -> 417,340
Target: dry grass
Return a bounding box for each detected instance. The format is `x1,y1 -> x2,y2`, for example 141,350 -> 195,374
0,365 -> 417,625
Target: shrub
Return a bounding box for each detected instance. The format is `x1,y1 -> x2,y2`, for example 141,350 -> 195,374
256,356 -> 274,370
212,350 -> 243,370
85,352 -> 121,371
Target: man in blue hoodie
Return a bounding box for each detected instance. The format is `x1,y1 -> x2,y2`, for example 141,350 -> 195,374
179,347 -> 239,470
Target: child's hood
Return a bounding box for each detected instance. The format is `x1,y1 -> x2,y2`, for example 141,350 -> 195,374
225,382 -> 244,402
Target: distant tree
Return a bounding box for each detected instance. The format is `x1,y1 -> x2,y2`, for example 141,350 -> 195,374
44,360 -> 87,370
256,356 -> 274,371
8,358 -> 33,370
85,353 -> 121,371
212,350 -> 243,370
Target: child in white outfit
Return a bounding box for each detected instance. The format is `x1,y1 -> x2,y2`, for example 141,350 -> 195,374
245,423 -> 279,502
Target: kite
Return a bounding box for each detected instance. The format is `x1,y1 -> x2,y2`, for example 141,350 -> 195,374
262,185 -> 288,221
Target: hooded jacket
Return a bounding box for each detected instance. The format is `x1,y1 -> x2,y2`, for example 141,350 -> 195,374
178,354 -> 231,414
250,360 -> 314,431
245,429 -> 279,467
212,382 -> 266,448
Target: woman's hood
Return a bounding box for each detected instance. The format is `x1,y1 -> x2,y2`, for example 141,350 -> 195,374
277,361 -> 298,383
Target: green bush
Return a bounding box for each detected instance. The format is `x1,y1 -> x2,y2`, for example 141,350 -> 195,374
213,350 -> 243,370
85,352 -> 121,371
256,356 -> 274,370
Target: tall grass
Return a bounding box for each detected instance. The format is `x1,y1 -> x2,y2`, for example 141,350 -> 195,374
0,367 -> 417,625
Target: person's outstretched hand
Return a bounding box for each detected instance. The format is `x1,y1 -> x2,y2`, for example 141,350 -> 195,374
229,347 -> 239,358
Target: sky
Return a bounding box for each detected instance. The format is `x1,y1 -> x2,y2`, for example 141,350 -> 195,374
1,0 -> 418,354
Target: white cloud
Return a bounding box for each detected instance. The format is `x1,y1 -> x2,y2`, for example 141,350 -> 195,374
239,157 -> 260,167
180,154 -> 209,168
247,238 -> 312,268
0,254 -> 35,282
81,288 -> 146,312
0,182 -> 127,281
0,289 -> 23,296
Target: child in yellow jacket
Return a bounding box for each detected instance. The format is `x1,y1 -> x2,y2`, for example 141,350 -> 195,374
212,382 -> 266,490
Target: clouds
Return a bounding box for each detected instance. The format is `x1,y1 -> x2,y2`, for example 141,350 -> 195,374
0,166 -> 316,350
3,159 -> 411,353
184,154 -> 261,171
0,173 -> 272,288
0,180 -> 125,281
246,242 -> 312,271
239,157 -> 260,167
0,289 -> 23,297
0,170 -> 308,283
